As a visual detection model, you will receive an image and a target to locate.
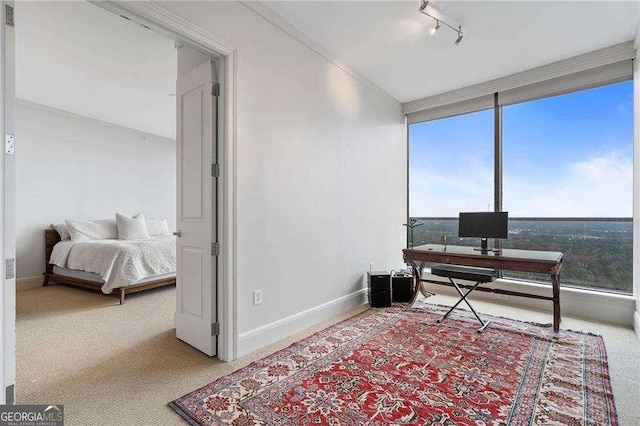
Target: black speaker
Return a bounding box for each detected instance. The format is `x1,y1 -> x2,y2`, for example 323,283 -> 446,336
368,271 -> 392,308
392,275 -> 413,302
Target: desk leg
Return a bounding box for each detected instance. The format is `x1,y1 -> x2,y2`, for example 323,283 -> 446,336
419,283 -> 432,299
551,268 -> 561,334
407,261 -> 423,305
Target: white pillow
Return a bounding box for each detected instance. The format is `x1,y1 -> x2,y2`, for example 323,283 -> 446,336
116,213 -> 149,240
145,218 -> 170,236
51,223 -> 71,241
66,219 -> 118,241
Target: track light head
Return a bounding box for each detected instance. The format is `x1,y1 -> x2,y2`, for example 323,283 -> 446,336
455,27 -> 463,45
429,20 -> 441,35
419,0 -> 429,12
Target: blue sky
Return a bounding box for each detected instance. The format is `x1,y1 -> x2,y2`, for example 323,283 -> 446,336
409,81 -> 633,217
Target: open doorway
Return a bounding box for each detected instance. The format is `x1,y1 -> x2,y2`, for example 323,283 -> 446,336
12,0 -> 224,414
16,0 -> 179,300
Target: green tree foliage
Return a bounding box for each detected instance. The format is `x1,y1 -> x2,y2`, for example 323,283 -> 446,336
410,219 -> 632,294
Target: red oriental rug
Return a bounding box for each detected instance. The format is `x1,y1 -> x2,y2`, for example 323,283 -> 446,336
169,303 -> 618,425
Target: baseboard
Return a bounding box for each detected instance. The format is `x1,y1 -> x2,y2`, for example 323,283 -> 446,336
16,275 -> 44,291
237,288 -> 368,358
634,310 -> 640,341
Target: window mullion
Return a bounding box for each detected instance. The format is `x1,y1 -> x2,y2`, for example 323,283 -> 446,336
494,93 -> 503,255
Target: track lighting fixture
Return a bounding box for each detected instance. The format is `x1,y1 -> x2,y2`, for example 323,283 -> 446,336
418,0 -> 464,45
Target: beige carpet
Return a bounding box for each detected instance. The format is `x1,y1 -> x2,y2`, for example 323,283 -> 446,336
17,284 -> 640,425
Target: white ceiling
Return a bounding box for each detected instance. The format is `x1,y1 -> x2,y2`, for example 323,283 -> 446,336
14,2 -> 638,131
16,1 -> 176,139
264,1 -> 640,104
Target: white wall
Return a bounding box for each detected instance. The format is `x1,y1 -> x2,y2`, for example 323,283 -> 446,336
176,44 -> 210,78
16,101 -> 176,280
158,1 -> 406,356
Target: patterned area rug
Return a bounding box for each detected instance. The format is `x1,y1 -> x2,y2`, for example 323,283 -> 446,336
169,303 -> 617,425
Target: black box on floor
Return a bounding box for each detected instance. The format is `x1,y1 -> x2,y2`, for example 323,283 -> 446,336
368,271 -> 392,308
392,275 -> 413,302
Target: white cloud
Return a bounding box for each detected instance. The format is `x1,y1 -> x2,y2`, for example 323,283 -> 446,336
504,151 -> 632,217
410,155 -> 493,216
412,150 -> 632,217
616,103 -> 628,114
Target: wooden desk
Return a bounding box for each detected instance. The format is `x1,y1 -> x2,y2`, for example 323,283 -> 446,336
402,244 -> 563,333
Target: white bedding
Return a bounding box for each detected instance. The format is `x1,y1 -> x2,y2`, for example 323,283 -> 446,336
49,236 -> 176,294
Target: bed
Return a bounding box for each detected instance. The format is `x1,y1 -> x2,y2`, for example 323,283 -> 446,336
43,229 -> 176,304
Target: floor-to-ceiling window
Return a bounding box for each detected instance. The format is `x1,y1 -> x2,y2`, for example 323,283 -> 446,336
502,82 -> 633,293
408,78 -> 633,294
408,109 -> 493,247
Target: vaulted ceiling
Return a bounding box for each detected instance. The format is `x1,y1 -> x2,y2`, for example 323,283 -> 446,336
16,1 -> 176,139
264,1 -> 640,104
13,1 -> 639,134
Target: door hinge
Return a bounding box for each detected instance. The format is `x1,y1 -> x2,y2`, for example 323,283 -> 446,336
5,5 -> 14,27
211,163 -> 220,178
212,82 -> 220,97
211,241 -> 220,256
211,322 -> 220,336
5,134 -> 14,155
5,258 -> 15,279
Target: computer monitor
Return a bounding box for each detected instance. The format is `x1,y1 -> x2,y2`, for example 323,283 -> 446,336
458,212 -> 508,251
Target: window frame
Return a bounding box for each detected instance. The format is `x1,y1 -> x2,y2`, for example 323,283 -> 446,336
407,62 -> 634,294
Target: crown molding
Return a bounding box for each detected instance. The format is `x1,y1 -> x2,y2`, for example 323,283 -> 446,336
239,1 -> 403,111
404,41 -> 635,115
99,1 -> 237,57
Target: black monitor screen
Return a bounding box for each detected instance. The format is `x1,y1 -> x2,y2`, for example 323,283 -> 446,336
458,212 -> 508,239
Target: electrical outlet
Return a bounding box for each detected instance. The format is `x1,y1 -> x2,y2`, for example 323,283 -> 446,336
253,289 -> 263,306
369,263 -> 374,272
496,294 -> 508,300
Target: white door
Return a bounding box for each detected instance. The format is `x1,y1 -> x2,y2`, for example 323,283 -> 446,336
0,1 -> 15,404
175,60 -> 218,356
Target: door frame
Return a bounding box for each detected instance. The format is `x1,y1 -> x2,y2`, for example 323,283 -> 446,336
88,1 -> 238,361
1,0 -> 15,405
0,0 -> 238,402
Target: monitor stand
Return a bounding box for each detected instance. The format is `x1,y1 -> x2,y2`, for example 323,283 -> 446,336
473,238 -> 489,252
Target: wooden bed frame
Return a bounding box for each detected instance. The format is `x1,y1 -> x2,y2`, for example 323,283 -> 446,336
43,229 -> 176,304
